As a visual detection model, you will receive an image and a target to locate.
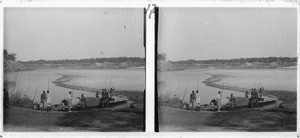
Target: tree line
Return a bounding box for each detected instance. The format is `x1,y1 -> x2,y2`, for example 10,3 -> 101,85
172,57 -> 297,65
22,57 -> 145,65
4,49 -> 17,61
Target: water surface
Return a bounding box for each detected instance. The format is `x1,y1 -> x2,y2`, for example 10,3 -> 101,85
5,69 -> 145,104
158,69 -> 296,104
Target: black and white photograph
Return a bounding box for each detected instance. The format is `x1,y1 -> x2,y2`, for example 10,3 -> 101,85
3,8 -> 145,132
157,7 -> 297,132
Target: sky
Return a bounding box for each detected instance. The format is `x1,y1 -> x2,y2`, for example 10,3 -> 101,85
4,8 -> 144,61
158,8 -> 297,61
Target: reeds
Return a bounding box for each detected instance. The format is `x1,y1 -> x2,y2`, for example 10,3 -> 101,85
5,72 -> 40,104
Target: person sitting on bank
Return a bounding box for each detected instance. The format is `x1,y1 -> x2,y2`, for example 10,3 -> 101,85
210,99 -> 218,106
61,99 -> 68,111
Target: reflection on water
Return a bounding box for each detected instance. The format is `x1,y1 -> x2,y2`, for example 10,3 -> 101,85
158,69 -> 296,104
5,69 -> 145,104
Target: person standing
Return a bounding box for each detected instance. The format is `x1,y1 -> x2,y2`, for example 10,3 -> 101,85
109,87 -> 115,99
96,91 -> 103,108
245,91 -> 249,99
259,87 -> 264,100
216,91 -> 222,112
46,91 -> 51,112
102,89 -> 109,108
40,91 -> 46,111
67,91 -> 73,112
96,91 -> 100,99
81,93 -> 87,108
189,91 -> 195,111
229,93 -> 236,109
195,90 -> 201,111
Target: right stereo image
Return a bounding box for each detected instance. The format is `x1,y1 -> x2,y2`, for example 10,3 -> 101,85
156,7 -> 297,132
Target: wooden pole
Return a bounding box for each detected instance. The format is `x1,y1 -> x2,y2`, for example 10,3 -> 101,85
47,78 -> 49,91
197,77 -> 199,91
32,85 -> 40,102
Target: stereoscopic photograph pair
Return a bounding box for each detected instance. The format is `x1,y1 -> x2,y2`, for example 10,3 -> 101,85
3,6 -> 297,132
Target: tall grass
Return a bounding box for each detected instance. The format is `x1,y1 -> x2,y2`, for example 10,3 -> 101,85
4,72 -> 37,105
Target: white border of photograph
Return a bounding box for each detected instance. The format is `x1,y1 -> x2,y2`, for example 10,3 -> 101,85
0,0 -> 299,138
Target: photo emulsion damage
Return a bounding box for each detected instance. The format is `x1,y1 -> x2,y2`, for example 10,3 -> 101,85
3,8 -> 145,132
156,8 -> 297,132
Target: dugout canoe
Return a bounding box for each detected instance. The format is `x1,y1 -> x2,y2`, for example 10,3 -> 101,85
50,95 -> 131,112
183,95 -> 278,111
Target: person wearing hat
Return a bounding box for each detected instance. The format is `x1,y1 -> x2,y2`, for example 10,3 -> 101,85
216,91 -> 222,112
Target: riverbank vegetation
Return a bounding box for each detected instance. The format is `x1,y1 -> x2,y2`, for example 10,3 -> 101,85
158,53 -> 297,71
4,49 -> 27,72
173,57 -> 297,69
22,57 -> 145,70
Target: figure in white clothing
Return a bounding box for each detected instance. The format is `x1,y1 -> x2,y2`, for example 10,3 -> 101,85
195,90 -> 201,111
46,91 -> 52,112
216,91 -> 222,112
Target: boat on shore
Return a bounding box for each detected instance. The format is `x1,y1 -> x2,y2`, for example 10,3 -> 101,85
12,95 -> 133,112
182,95 -> 278,112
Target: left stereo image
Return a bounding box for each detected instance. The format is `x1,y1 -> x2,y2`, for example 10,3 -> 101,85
3,8 -> 145,132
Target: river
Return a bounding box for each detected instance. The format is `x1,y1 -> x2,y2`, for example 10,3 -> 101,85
158,68 -> 296,104
5,69 -> 145,104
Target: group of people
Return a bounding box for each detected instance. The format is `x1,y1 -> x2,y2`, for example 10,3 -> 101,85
61,91 -> 85,112
245,87 -> 264,100
212,91 -> 235,112
43,87 -> 115,112
245,87 -> 264,108
96,87 -> 115,109
4,85 -> 116,112
40,90 -> 52,111
61,91 -> 75,112
188,90 -> 201,111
